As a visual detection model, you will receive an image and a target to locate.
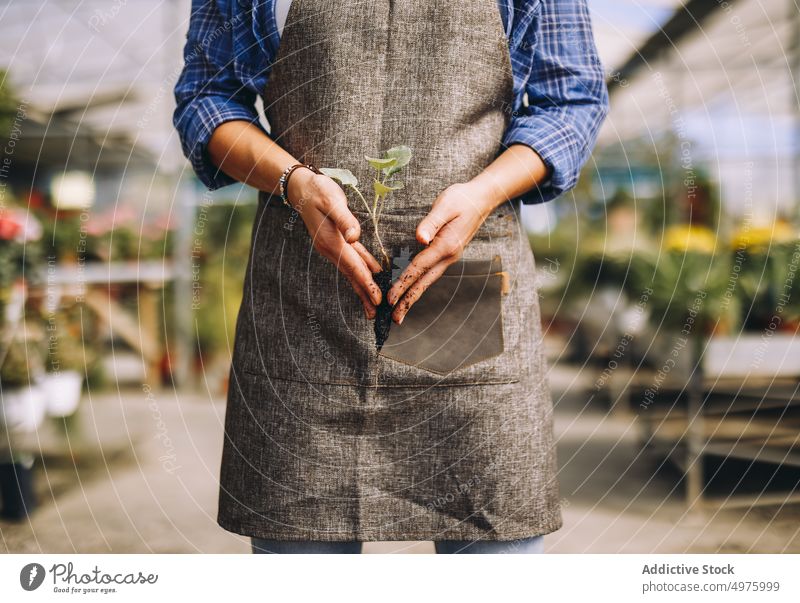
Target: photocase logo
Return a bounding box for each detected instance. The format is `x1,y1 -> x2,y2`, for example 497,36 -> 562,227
20,563 -> 46,591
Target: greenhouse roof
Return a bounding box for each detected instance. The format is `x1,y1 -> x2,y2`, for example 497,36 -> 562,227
0,0 -> 684,174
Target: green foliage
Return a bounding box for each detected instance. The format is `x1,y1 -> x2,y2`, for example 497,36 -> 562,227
364,156 -> 396,171
44,305 -> 96,374
320,168 -> 358,187
383,145 -> 412,177
41,212 -> 85,262
0,231 -> 44,323
190,202 -> 256,360
0,324 -> 45,387
0,70 -> 19,140
624,247 -> 733,333
373,180 -> 402,196
736,241 -> 800,327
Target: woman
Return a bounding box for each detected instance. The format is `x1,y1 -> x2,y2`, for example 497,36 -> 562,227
174,0 -> 608,554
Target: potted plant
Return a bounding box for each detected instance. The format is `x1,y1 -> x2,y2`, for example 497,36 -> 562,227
321,145 -> 412,349
627,224 -> 733,333
730,220 -> 800,331
0,207 -> 43,319
0,335 -> 41,521
41,310 -> 86,417
0,333 -> 46,434
0,336 -> 42,520
0,206 -> 45,431
82,205 -> 140,262
622,223 -> 734,387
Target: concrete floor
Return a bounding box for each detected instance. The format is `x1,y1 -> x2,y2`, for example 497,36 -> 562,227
2,363 -> 798,553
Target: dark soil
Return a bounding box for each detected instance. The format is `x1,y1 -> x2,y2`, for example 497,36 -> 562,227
374,269 -> 393,351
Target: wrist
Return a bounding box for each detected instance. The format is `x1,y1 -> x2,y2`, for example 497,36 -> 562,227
284,165 -> 316,209
464,177 -> 504,216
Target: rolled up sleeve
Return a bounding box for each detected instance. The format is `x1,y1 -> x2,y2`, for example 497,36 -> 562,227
173,0 -> 263,190
503,0 -> 609,204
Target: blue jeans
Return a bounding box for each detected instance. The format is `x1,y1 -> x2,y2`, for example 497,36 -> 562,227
251,535 -> 544,554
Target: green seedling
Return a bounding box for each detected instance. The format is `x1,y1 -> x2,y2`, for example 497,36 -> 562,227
321,145 -> 412,270
321,145 -> 413,349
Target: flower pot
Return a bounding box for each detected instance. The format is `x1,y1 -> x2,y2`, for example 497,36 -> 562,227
0,384 -> 46,434
41,370 -> 83,417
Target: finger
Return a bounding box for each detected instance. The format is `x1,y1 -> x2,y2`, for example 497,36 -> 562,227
392,260 -> 451,324
335,241 -> 383,306
324,195 -> 361,243
352,241 -> 382,273
323,246 -> 377,318
345,273 -> 377,319
416,198 -> 456,245
386,237 -> 454,305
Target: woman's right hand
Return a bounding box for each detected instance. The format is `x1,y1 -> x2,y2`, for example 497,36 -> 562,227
286,168 -> 382,319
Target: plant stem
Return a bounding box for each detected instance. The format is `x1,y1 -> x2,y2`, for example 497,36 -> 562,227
373,192 -> 391,268
377,171 -> 392,223
350,185 -> 372,216
351,184 -> 390,269
373,216 -> 390,269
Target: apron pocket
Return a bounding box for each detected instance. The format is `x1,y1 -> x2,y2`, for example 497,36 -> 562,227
378,257 -> 510,376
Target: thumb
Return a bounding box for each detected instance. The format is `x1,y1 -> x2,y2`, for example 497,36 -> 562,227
417,200 -> 453,245
326,198 -> 361,243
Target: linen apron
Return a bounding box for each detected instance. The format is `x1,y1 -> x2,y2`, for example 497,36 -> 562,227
218,0 -> 562,541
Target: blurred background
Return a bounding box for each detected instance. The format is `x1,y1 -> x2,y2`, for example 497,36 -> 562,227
0,0 -> 798,553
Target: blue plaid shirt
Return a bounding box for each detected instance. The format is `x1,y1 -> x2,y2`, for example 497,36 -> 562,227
173,0 -> 609,204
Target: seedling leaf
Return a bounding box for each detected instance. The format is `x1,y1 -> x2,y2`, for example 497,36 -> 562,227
320,167 -> 358,187
373,180 -> 403,197
365,155 -> 397,171
384,145 -> 412,176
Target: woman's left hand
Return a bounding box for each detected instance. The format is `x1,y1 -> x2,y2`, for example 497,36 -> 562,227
386,181 -> 494,324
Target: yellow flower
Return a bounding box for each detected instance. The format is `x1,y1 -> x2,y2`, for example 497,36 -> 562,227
663,224 -> 717,254
730,221 -> 797,251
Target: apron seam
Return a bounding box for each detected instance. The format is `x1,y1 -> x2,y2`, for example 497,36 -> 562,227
237,368 -> 521,387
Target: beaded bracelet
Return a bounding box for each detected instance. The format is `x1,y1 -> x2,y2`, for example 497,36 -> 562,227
279,163 -> 320,208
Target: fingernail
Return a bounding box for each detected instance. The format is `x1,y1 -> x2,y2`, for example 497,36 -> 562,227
345,227 -> 358,240
387,292 -> 395,306
419,229 -> 430,244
